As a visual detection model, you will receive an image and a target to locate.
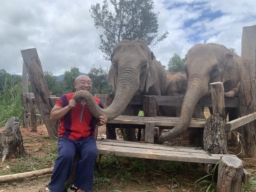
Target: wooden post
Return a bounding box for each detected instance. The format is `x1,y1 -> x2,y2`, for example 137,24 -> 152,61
238,25 -> 256,157
143,96 -> 157,143
203,82 -> 227,154
217,156 -> 244,192
143,96 -> 157,117
29,98 -> 37,132
22,63 -> 29,128
21,48 -> 58,138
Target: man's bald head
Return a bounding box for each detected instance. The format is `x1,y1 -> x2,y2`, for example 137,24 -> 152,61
74,75 -> 92,92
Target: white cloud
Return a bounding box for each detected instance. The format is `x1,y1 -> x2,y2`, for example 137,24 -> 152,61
0,0 -> 255,75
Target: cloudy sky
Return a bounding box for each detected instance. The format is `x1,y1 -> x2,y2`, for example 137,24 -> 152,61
0,0 -> 255,76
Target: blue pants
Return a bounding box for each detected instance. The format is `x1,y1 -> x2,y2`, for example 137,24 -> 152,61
47,136 -> 98,192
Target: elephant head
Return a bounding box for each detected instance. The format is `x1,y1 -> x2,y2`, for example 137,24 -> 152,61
158,43 -> 242,143
73,39 -> 167,121
166,72 -> 187,96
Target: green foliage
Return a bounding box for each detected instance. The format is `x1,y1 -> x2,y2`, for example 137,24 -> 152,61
194,162 -> 218,192
0,75 -> 23,126
0,69 -> 9,92
88,66 -> 112,94
44,71 -> 65,96
168,53 -> 186,72
229,48 -> 237,54
90,0 -> 168,60
242,173 -> 256,192
63,67 -> 80,92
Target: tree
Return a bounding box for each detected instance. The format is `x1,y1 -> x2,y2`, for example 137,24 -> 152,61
63,67 -> 80,92
90,0 -> 168,60
44,71 -> 64,96
168,53 -> 186,72
0,69 -> 8,92
88,66 -> 112,94
229,48 -> 237,54
44,71 -> 57,93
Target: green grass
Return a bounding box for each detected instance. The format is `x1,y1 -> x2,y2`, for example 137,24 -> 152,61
94,156 -> 205,191
0,75 -> 23,126
0,138 -> 58,176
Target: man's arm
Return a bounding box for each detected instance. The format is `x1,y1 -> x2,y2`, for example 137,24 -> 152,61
50,99 -> 76,121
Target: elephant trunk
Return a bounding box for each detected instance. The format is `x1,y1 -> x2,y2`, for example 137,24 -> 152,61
73,68 -> 139,121
158,76 -> 208,143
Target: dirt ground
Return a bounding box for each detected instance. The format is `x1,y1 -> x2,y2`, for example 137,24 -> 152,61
0,124 -> 256,192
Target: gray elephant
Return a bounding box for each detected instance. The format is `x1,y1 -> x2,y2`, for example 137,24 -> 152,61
166,72 -> 187,96
160,72 -> 188,117
158,43 -> 243,143
73,40 -> 168,139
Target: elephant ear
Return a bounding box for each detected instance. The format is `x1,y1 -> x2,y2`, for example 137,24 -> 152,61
145,53 -> 157,92
107,64 -> 117,91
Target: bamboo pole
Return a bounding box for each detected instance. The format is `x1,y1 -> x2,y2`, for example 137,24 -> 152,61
0,167 -> 53,182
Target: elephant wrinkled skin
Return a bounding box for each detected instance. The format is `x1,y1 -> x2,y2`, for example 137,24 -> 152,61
73,40 -> 168,122
158,43 -> 244,143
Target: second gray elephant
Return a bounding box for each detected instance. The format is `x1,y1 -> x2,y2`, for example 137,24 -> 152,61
158,43 -> 244,143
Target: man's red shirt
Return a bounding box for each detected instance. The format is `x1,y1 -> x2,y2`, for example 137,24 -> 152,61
55,92 -> 104,140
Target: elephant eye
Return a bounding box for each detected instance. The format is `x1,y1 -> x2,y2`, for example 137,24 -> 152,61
141,62 -> 147,70
112,63 -> 118,68
210,67 -> 218,76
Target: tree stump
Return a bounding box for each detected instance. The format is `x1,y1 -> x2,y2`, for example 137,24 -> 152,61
204,82 -> 227,154
217,156 -> 244,192
0,117 -> 25,162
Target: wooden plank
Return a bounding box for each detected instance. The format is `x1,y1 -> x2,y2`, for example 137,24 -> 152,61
35,94 -> 239,108
96,142 -> 236,164
108,115 -> 206,128
97,140 -> 208,154
145,122 -> 155,143
155,96 -> 184,106
200,96 -> 239,108
225,112 -> 256,131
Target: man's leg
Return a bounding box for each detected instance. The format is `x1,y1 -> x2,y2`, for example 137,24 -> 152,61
47,137 -> 76,192
74,136 -> 98,192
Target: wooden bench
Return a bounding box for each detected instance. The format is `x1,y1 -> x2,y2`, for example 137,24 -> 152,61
96,139 -> 236,164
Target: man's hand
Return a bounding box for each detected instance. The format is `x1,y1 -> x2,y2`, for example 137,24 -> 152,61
68,99 -> 76,109
97,115 -> 108,126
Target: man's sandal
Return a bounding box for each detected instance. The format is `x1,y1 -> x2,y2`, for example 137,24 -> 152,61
44,187 -> 51,192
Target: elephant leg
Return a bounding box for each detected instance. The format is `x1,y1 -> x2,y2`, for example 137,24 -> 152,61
106,124 -> 117,140
125,127 -> 137,141
137,128 -> 141,141
226,107 -> 239,147
226,107 -> 238,121
181,103 -> 204,146
192,103 -> 204,118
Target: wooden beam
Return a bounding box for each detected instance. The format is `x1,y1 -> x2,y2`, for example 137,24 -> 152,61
200,96 -> 239,108
47,94 -> 240,108
145,122 -> 155,143
225,112 -> 256,131
238,25 -> 256,157
210,82 -> 226,117
107,115 -> 206,128
21,48 -> 58,138
143,96 -> 157,117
